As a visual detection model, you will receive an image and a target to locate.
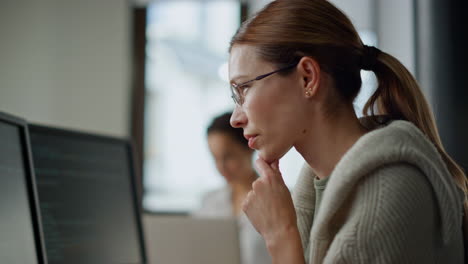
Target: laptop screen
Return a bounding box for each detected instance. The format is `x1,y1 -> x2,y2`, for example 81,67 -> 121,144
0,114 -> 46,264
29,125 -> 146,264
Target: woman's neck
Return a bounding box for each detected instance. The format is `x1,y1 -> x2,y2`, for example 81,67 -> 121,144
295,109 -> 368,179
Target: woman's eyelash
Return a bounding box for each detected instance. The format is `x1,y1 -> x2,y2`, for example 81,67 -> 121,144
240,85 -> 250,93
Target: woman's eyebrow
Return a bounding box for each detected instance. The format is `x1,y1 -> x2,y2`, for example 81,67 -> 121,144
229,74 -> 249,85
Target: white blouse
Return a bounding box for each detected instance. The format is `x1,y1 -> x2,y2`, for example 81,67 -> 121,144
193,187 -> 271,264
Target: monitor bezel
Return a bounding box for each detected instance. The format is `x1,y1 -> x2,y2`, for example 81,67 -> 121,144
0,112 -> 48,264
29,123 -> 148,264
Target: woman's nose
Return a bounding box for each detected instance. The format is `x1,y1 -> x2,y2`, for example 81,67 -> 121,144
230,106 -> 247,128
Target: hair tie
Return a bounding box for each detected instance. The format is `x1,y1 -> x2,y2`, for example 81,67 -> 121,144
360,45 -> 381,71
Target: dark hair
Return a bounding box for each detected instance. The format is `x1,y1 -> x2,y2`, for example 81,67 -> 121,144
207,112 -> 249,149
229,0 -> 467,228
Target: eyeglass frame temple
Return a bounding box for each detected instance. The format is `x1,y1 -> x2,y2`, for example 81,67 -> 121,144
230,62 -> 298,105
232,62 -> 298,89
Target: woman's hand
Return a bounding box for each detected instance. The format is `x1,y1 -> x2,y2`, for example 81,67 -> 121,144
242,158 -> 299,247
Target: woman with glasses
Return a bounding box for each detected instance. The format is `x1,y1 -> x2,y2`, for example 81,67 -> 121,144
193,112 -> 271,264
228,0 -> 467,263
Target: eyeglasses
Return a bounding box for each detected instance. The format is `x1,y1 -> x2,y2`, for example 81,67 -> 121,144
230,62 -> 298,106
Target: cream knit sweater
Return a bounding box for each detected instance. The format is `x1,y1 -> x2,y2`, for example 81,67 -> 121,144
292,119 -> 465,263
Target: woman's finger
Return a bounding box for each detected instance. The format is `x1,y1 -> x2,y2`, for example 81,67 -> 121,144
242,190 -> 254,212
255,158 -> 285,185
271,159 -> 279,170
251,178 -> 263,192
255,158 -> 272,175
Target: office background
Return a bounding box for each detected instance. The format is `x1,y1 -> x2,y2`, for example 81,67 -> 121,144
0,0 -> 466,213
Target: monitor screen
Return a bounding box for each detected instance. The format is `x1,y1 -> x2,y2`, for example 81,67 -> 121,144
0,114 -> 46,264
29,125 -> 146,264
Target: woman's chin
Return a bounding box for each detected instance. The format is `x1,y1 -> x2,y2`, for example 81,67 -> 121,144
258,145 -> 291,164
258,151 -> 280,165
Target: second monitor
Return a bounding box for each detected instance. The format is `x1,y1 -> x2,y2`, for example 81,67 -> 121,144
29,124 -> 147,264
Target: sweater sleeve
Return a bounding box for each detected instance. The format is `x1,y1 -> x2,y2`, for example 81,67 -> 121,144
324,163 -> 437,264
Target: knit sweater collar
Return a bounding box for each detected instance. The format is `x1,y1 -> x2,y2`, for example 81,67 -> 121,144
293,117 -> 464,246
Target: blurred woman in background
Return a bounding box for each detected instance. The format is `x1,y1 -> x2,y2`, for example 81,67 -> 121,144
193,112 -> 271,264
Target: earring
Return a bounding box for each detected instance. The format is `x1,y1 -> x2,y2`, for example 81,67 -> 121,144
305,90 -> 311,97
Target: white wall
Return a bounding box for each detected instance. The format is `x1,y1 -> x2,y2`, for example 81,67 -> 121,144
330,0 -> 374,30
376,0 -> 415,75
0,0 -> 131,137
247,0 -> 374,30
246,0 -> 271,15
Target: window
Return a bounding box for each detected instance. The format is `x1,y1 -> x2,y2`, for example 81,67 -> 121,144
143,1 -> 240,212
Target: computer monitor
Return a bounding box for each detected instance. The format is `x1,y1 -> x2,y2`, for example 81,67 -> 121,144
29,124 -> 147,264
0,112 -> 47,264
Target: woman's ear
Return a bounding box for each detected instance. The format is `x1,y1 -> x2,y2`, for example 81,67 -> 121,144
297,57 -> 321,98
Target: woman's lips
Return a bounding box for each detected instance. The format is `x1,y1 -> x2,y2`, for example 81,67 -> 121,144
245,134 -> 258,149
